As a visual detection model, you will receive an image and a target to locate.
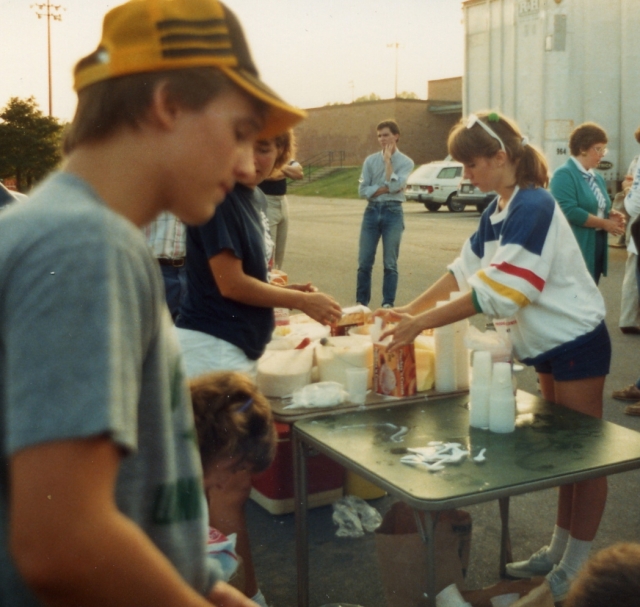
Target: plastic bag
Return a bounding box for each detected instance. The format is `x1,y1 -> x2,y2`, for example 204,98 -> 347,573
463,325 -> 512,363
285,381 -> 347,409
332,495 -> 383,537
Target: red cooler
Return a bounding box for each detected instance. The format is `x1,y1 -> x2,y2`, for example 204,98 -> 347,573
250,422 -> 344,515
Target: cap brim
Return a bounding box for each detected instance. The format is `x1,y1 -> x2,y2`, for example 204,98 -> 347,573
221,67 -> 306,138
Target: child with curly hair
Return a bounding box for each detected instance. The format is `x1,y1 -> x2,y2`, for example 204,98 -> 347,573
190,371 -> 276,607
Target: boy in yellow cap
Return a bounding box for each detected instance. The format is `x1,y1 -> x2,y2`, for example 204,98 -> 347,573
0,1 -> 304,606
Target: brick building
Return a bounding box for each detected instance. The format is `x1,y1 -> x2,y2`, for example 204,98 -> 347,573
294,77 -> 462,168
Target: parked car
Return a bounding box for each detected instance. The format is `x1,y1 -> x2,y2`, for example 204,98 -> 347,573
405,159 -> 463,212
450,180 -> 497,213
0,182 -> 26,211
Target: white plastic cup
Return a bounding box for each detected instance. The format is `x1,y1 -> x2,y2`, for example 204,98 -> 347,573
489,593 -> 520,607
469,350 -> 492,429
436,583 -> 470,607
489,362 -> 516,433
346,367 -> 369,404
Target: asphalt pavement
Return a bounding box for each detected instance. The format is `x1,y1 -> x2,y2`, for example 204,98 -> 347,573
247,196 -> 640,607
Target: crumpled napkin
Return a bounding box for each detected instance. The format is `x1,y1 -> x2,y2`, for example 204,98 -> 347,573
400,441 -> 471,472
283,381 -> 347,409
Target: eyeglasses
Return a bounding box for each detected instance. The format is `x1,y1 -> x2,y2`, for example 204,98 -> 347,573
594,146 -> 608,156
466,114 -> 506,152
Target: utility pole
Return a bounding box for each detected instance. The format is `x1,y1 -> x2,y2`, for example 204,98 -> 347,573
387,41 -> 401,98
32,2 -> 65,117
348,80 -> 355,103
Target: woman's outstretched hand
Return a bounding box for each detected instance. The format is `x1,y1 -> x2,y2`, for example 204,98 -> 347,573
378,311 -> 423,353
300,292 -> 342,326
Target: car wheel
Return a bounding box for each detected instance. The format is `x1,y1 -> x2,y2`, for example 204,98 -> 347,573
424,203 -> 440,212
476,203 -> 488,214
447,194 -> 465,213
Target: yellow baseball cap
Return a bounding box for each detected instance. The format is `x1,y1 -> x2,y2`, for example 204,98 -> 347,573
73,0 -> 305,137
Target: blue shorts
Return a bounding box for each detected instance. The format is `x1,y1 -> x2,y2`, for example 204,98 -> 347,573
532,321 -> 611,381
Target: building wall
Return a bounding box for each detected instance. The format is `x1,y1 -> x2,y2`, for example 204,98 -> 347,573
428,77 -> 463,102
294,97 -> 461,168
462,0 -> 640,179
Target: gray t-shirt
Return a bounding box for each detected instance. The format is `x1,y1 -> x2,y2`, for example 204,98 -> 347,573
0,172 -> 220,604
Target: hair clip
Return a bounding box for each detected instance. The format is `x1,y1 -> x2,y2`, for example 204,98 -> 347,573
521,136 -> 530,146
238,397 -> 253,413
466,114 -> 506,151
487,112 -> 500,123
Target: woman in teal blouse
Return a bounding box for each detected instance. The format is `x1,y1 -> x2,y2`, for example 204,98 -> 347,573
550,123 -> 625,283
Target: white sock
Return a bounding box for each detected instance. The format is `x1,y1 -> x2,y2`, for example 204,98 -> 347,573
251,589 -> 269,607
557,537 -> 592,579
546,525 -> 570,564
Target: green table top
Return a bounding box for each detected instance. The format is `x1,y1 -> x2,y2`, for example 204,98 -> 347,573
294,391 -> 640,510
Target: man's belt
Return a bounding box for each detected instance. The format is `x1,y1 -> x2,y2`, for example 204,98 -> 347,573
158,257 -> 185,267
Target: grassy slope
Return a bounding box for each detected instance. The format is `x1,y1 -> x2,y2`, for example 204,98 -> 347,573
290,167 -> 361,199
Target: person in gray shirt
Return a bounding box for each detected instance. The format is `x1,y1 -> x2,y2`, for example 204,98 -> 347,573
0,0 -> 304,605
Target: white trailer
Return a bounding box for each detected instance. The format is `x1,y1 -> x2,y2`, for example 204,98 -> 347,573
462,0 -> 640,183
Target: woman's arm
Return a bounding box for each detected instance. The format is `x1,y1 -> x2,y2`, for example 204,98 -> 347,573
625,164 -> 640,219
550,167 -> 591,227
581,212 -> 625,235
377,272 -> 476,352
210,250 -> 341,324
380,292 -> 477,353
551,166 -> 624,234
392,272 -> 461,316
281,162 -> 303,180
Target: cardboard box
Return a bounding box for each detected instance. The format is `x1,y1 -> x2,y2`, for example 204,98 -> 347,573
373,341 -> 417,397
330,304 -> 371,337
250,422 -> 344,515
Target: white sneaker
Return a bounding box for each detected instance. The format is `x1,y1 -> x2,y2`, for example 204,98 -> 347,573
506,546 -> 555,578
545,565 -> 572,602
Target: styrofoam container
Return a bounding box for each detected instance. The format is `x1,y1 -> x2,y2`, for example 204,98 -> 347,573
315,336 -> 373,389
256,347 -> 314,398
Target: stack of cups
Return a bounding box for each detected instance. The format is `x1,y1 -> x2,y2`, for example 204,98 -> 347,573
489,362 -> 516,433
345,367 -> 369,405
434,302 -> 456,393
449,292 -> 470,391
469,350 -> 492,429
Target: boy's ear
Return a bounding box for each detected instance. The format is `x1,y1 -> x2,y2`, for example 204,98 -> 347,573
146,81 -> 181,130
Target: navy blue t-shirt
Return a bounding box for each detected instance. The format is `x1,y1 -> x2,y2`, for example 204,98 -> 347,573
258,177 -> 287,196
177,184 -> 274,360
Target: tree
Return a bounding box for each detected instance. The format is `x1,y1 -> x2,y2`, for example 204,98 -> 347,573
0,97 -> 65,192
353,93 -> 381,103
398,91 -> 419,99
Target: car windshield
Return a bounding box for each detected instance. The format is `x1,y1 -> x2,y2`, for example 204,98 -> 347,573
408,164 -> 441,181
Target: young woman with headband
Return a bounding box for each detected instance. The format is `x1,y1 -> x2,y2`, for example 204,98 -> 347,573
379,111 -> 610,602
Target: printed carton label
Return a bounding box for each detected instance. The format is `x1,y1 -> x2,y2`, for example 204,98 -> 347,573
374,342 -> 417,397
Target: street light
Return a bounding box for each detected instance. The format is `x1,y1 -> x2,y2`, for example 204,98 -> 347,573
387,41 -> 401,99
31,2 -> 65,117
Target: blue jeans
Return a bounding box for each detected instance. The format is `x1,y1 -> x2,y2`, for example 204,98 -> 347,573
356,201 -> 404,307
160,263 -> 187,321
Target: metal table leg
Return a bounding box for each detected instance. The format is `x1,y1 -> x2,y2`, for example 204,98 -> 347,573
413,509 -> 439,607
499,497 -> 513,577
293,429 -> 310,607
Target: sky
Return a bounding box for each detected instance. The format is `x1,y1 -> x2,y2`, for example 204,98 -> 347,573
0,0 -> 464,122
